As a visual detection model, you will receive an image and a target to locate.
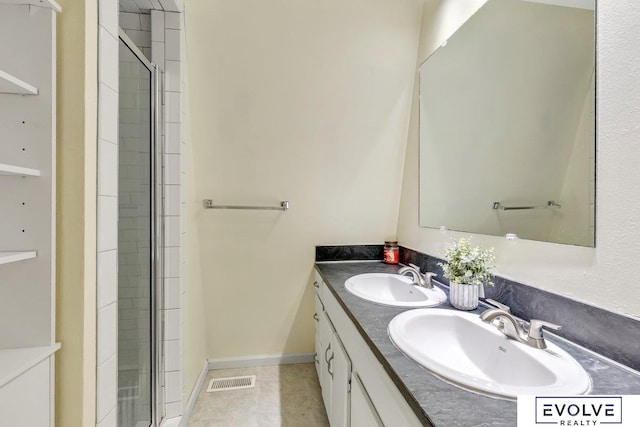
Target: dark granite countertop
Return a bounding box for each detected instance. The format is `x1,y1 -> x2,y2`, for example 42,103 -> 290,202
315,261 -> 640,427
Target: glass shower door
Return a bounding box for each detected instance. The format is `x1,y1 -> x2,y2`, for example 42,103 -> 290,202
117,36 -> 154,427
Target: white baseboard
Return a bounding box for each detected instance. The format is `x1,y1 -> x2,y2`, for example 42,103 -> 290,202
178,360 -> 209,427
208,352 -> 315,370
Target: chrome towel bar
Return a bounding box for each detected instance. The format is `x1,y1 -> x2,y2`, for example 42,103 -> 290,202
203,199 -> 289,211
492,201 -> 561,211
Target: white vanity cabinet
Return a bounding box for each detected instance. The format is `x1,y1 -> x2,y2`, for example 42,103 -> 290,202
313,270 -> 423,427
314,291 -> 324,378
319,311 -> 333,417
317,305 -> 352,426
315,272 -> 352,427
329,331 -> 352,427
0,1 -> 61,425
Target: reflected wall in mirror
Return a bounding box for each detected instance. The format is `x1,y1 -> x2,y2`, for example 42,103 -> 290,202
419,0 -> 595,247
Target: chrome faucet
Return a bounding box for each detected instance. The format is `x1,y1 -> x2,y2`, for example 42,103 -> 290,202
480,304 -> 561,349
398,263 -> 436,289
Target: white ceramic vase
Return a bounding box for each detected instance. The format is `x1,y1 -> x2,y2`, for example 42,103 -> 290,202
449,282 -> 480,310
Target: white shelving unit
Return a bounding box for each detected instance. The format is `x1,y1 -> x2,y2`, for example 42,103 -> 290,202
0,344 -> 60,388
0,251 -> 37,265
0,162 -> 41,176
0,69 -> 38,95
0,0 -> 61,13
0,1 -> 60,426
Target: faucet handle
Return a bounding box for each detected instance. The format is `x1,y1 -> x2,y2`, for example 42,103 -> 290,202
408,263 -> 421,272
423,272 -> 437,288
485,298 -> 511,313
528,319 -> 561,339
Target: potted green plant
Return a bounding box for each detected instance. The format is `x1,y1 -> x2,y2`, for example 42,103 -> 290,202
438,238 -> 495,310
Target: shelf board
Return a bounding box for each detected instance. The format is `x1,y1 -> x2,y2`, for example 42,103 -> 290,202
0,0 -> 61,13
0,163 -> 41,176
0,70 -> 38,95
0,344 -> 61,388
0,251 -> 36,265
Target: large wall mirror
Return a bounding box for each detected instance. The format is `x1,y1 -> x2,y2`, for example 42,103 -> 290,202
419,0 -> 596,247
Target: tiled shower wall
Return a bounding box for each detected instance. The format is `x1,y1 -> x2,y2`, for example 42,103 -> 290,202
97,1 -> 185,426
120,11 -> 152,60
151,9 -> 187,418
97,2 -> 120,425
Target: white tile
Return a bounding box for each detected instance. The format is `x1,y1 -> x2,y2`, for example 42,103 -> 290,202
119,12 -> 141,30
164,12 -> 182,30
164,153 -> 181,185
98,196 -> 118,252
164,309 -> 181,340
96,407 -> 117,427
165,29 -> 182,61
164,247 -> 180,278
98,303 -> 117,365
164,185 -> 181,216
141,47 -> 152,60
164,215 -> 181,247
165,370 -> 183,402
125,29 -> 151,49
166,401 -> 183,418
98,139 -> 118,197
99,84 -> 118,144
140,13 -> 151,31
119,0 -> 139,13
134,0 -> 153,10
152,41 -> 165,69
150,0 -> 162,9
97,355 -> 117,423
99,28 -> 118,92
165,91 -> 181,123
165,122 -> 181,154
165,60 -> 181,92
151,10 -> 165,42
160,0 -> 182,12
164,278 -> 181,309
99,0 -> 119,37
164,339 -> 181,372
98,250 -> 118,308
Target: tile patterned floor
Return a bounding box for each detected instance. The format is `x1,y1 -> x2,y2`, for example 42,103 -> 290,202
187,363 -> 330,427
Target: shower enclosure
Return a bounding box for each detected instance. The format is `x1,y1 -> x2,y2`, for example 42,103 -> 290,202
118,31 -> 164,427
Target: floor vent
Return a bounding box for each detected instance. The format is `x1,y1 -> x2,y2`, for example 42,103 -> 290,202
206,375 -> 257,392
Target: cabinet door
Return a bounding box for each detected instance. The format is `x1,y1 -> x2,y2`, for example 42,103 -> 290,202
314,293 -> 323,378
329,332 -> 352,427
350,373 -> 383,427
319,311 -> 334,418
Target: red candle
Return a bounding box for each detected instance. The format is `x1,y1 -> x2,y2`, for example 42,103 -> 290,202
383,241 -> 399,264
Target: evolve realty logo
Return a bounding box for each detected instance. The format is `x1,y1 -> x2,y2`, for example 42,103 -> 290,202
535,397 -> 622,426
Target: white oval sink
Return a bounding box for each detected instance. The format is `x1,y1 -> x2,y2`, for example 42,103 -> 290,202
388,309 -> 591,399
345,273 -> 447,307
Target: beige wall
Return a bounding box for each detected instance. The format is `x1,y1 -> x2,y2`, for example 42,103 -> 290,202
184,0 -> 423,359
397,0 -> 640,318
55,0 -> 98,425
182,76 -> 208,399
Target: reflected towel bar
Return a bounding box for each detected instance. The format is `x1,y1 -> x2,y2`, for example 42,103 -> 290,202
492,201 -> 561,211
203,199 -> 290,211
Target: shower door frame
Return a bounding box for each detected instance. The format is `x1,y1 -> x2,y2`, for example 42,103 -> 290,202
118,29 -> 166,427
